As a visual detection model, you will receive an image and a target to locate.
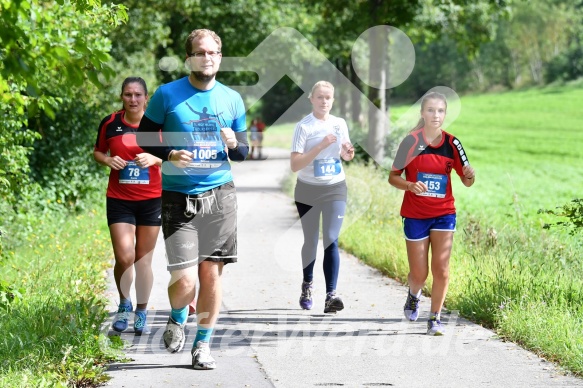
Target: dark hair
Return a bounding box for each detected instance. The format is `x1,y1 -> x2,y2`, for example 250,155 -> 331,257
185,29 -> 222,55
120,77 -> 148,110
411,92 -> 448,132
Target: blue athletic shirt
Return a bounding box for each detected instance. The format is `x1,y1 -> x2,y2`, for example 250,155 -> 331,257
145,77 -> 246,195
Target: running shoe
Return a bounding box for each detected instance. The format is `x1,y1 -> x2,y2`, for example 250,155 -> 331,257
191,341 -> 216,370
299,281 -> 313,310
163,317 -> 186,353
404,290 -> 420,321
112,302 -> 133,332
324,291 -> 344,313
427,316 -> 445,336
134,310 -> 150,336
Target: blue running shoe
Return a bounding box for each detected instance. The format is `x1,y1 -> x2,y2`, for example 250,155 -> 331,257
134,310 -> 150,336
324,291 -> 344,313
404,290 -> 420,321
299,281 -> 313,310
427,316 -> 445,336
112,302 -> 133,332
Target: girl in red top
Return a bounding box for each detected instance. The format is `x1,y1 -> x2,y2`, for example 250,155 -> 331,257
388,92 -> 475,336
94,77 -> 162,335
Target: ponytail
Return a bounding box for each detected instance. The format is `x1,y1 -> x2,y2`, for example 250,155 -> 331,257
409,92 -> 447,133
410,118 -> 425,133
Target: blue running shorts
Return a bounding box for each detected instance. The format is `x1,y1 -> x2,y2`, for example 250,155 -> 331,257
402,214 -> 456,241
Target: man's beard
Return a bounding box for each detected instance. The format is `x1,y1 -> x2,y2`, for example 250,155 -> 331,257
191,70 -> 216,82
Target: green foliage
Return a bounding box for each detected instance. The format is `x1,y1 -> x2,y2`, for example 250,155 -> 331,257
0,0 -> 128,258
261,122 -> 295,149
544,1 -> 583,82
337,161 -> 583,376
540,199 -> 583,235
146,0 -> 322,112
0,280 -> 25,312
260,76 -> 306,125
413,0 -> 512,56
392,36 -> 475,98
0,0 -> 127,209
390,0 -> 582,97
28,102 -> 106,212
0,203 -> 123,386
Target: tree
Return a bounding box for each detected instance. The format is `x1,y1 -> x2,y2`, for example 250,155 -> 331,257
304,0 -> 512,163
0,0 -> 127,207
144,0 -> 321,117
500,0 -> 571,86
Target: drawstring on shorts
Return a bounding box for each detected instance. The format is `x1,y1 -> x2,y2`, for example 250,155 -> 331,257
184,188 -> 219,218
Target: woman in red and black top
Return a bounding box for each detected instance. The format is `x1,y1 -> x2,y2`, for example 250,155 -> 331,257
389,92 -> 475,336
94,77 -> 162,335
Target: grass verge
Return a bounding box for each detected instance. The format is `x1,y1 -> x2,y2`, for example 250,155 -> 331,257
0,203 -> 124,387
338,162 -> 583,376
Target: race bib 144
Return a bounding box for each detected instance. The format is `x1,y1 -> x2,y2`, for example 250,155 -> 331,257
314,158 -> 341,177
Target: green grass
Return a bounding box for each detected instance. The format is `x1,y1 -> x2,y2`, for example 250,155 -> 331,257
262,122 -> 296,149
392,83 -> 583,227
0,204 -> 123,387
281,82 -> 583,377
339,163 -> 583,376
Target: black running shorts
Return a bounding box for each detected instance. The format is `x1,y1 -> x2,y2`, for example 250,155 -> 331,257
106,197 -> 162,226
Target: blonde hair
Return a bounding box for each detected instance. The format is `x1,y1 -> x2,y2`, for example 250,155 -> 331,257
308,81 -> 334,98
410,92 -> 448,132
185,29 -> 222,55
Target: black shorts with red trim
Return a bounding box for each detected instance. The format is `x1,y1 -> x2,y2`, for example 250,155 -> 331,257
106,197 -> 162,226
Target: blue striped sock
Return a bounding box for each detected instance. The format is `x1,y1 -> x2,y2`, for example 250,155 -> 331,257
170,306 -> 188,325
194,326 -> 214,345
120,298 -> 131,307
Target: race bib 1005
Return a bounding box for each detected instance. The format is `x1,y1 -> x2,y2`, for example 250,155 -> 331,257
187,139 -> 223,169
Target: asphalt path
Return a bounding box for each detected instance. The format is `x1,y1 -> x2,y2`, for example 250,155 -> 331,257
104,147 -> 582,388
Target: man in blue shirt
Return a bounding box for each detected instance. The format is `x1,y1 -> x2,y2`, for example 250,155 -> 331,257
137,28 -> 248,370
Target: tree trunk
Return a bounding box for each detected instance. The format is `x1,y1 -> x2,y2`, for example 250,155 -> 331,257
366,27 -> 387,164
349,60 -> 362,127
336,58 -> 348,118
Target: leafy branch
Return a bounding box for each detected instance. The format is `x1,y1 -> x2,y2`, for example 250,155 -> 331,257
538,199 -> 583,235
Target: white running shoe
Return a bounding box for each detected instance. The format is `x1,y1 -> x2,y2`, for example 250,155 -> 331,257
191,341 -> 216,370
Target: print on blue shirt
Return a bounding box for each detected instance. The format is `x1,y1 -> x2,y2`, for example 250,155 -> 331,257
145,77 -> 246,194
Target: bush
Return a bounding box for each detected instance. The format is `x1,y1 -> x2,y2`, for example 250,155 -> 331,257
539,199 -> 583,235
29,102 -> 106,212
